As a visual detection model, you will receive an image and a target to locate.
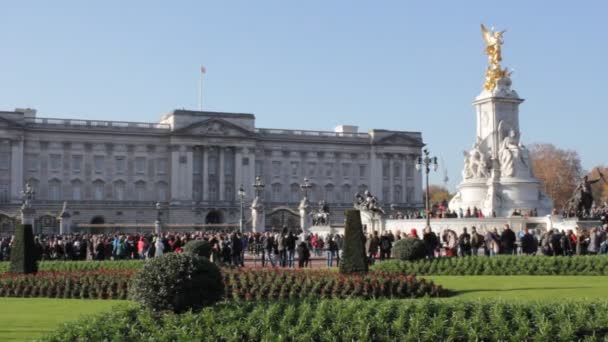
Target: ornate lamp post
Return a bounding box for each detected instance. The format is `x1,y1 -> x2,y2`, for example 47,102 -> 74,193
238,185 -> 246,233
416,149 -> 438,230
253,176 -> 265,198
300,177 -> 312,199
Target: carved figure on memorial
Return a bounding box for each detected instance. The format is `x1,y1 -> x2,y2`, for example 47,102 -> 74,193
498,128 -> 531,178
355,190 -> 385,215
310,200 -> 331,226
462,151 -> 474,179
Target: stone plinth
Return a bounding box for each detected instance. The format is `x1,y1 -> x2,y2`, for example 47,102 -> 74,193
360,210 -> 385,234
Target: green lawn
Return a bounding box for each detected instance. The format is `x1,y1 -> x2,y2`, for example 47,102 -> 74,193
427,275 -> 608,300
3,276 -> 608,341
0,298 -> 126,341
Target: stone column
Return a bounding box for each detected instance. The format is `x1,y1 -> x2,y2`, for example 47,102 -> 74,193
154,220 -> 162,235
388,155 -> 394,204
169,144 -> 180,202
219,147 -> 225,201
202,146 -> 209,201
10,138 -> 24,203
235,148 -> 243,189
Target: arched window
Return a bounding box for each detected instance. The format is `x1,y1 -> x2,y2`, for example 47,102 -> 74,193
135,181 -> 146,201
342,184 -> 352,203
48,179 -> 62,201
93,180 -> 105,201
272,183 -> 282,202
156,181 -> 168,202
394,185 -> 402,203
290,183 -> 300,203
114,180 -> 126,201
325,184 -> 334,203
71,180 -> 82,201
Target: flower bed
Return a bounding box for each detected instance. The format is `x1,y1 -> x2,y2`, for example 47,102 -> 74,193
40,300 -> 608,341
372,255 -> 608,275
0,260 -> 144,273
0,270 -> 133,299
0,268 -> 446,300
222,268 -> 446,300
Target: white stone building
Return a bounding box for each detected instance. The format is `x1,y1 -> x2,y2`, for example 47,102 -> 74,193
0,108 -> 424,233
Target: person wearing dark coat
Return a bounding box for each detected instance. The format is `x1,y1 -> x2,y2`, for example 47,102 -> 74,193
520,227 -> 538,255
500,224 -> 516,255
422,228 -> 439,259
296,242 -> 310,268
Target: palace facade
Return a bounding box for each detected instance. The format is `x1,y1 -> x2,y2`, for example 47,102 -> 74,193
0,108 -> 424,233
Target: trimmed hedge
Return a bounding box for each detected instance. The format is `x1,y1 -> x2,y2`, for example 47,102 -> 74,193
372,255 -> 608,275
0,260 -> 144,273
130,253 -> 224,313
41,300 -> 608,341
183,240 -> 212,258
339,209 -> 368,274
9,224 -> 38,274
392,238 -> 427,261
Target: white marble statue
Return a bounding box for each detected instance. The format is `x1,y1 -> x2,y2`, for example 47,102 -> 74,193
499,129 -> 531,178
250,196 -> 265,233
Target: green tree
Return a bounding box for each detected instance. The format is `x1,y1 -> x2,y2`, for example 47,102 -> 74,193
339,210 -> 368,274
9,224 -> 38,274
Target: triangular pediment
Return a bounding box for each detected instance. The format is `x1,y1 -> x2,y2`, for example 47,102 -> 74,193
376,133 -> 424,147
175,118 -> 254,137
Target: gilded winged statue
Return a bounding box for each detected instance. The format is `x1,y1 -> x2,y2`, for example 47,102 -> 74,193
481,24 -> 507,91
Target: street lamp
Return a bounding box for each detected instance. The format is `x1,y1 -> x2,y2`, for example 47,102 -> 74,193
238,185 -> 246,233
300,177 -> 312,198
416,149 -> 438,230
253,176 -> 265,198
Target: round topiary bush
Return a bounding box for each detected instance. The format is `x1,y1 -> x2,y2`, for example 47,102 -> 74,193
392,238 -> 427,262
129,253 -> 224,313
183,240 -> 212,258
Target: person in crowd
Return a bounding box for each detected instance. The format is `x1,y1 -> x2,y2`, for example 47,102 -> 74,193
458,227 -> 472,257
520,227 -> 538,255
588,227 -> 600,255
334,234 -> 343,266
442,229 -> 458,257
422,227 -> 438,259
297,241 -> 310,268
326,235 -> 338,267
379,232 -> 392,260
366,231 -> 380,265
470,226 -> 484,256
262,232 -> 276,267
485,227 -> 500,256
286,231 -> 297,268
500,224 -> 516,255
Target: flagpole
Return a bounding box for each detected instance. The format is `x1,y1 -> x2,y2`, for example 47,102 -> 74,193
198,70 -> 203,111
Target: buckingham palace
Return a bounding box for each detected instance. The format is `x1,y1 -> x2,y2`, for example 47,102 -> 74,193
0,107 -> 424,233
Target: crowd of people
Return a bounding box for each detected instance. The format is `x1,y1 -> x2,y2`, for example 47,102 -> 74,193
1,223 -> 607,266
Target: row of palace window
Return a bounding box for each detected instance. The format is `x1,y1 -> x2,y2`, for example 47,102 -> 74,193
24,154 -> 168,176
263,184 -> 414,204
252,160 -> 415,179
33,180 -> 169,202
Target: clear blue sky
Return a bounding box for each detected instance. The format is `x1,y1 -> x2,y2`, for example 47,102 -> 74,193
1,1 -> 606,190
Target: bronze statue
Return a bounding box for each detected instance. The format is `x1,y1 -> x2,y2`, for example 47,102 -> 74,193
481,24 -> 508,91
567,169 -> 607,217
